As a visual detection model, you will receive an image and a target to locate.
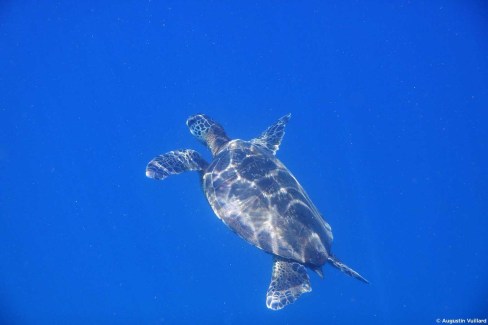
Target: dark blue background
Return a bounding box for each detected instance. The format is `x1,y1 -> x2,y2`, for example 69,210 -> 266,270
1,1 -> 487,324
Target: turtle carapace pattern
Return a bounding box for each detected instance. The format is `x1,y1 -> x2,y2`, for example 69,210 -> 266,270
146,113 -> 368,310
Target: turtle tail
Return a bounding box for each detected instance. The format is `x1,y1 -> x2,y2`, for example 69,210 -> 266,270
327,255 -> 369,284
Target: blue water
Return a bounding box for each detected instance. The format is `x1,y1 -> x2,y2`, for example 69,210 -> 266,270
1,2 -> 487,324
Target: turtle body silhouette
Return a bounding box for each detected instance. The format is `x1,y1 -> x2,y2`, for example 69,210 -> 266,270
146,113 -> 368,310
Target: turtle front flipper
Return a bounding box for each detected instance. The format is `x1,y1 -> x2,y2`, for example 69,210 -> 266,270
252,113 -> 291,155
146,149 -> 208,180
266,256 -> 311,310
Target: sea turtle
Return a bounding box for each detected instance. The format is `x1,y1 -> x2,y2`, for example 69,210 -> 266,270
145,113 -> 368,310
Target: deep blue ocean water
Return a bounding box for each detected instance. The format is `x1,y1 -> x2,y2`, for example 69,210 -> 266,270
1,1 -> 487,324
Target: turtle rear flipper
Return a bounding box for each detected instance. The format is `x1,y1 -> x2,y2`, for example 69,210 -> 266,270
266,257 -> 311,310
146,149 -> 208,180
328,255 -> 369,284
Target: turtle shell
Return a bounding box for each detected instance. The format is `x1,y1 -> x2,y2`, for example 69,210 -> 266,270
203,140 -> 333,267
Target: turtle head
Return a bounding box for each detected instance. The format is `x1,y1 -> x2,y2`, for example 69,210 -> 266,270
186,114 -> 230,156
